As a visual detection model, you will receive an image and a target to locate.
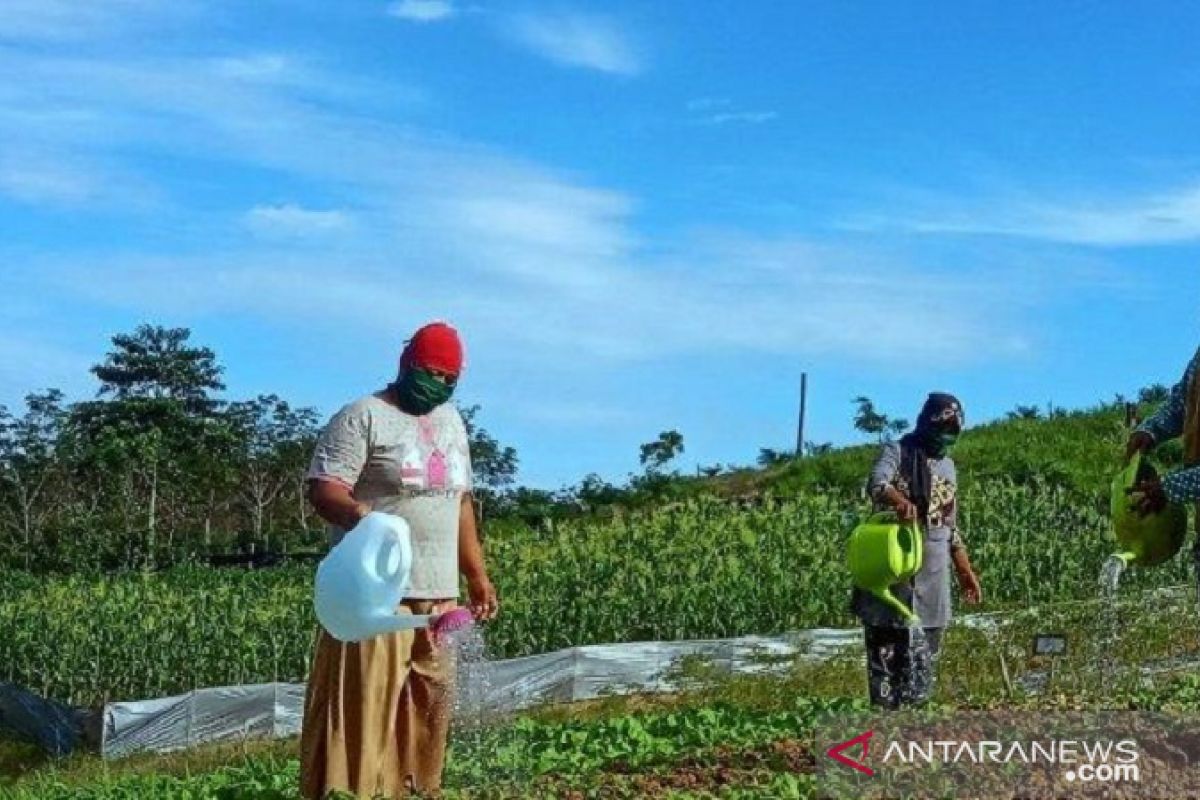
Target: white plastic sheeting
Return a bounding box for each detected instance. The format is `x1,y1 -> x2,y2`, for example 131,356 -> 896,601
100,628 -> 864,759
102,683 -> 306,760
58,596 -> 1169,759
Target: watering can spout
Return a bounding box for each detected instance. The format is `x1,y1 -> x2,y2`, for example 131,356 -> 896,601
872,588 -> 920,624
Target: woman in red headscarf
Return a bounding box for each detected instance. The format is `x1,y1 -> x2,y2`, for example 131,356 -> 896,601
299,321 -> 498,799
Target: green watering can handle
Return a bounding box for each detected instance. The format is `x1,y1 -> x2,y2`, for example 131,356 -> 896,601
866,510 -> 921,536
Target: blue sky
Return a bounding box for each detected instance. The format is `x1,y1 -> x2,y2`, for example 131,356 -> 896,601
2,1 -> 1199,489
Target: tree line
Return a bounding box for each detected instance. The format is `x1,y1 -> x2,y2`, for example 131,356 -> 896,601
13,322 -> 1129,572
0,325 -> 526,571
0,324 -> 716,572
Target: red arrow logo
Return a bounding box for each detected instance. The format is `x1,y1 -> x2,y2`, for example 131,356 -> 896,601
826,730 -> 875,776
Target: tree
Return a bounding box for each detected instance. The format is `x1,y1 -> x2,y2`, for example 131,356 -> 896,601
639,430 -> 685,475
803,441 -> 834,457
501,487 -> 559,526
0,391 -> 68,568
757,448 -> 792,467
1007,405 -> 1042,421
68,325 -> 229,566
91,324 -> 225,415
224,395 -> 320,553
70,400 -> 205,566
852,397 -> 887,441
853,397 -> 908,443
1139,384 -> 1171,405
575,472 -> 622,509
457,404 -> 518,524
458,404 -> 519,494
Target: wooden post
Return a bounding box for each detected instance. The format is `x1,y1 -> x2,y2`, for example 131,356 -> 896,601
795,373 -> 808,457
998,650 -> 1015,698
1125,402 -> 1140,429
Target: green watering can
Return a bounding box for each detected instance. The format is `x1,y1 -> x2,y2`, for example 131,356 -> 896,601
847,512 -> 924,623
1109,452 -> 1188,567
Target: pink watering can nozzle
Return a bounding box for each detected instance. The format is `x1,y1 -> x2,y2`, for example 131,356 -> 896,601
429,607 -> 476,645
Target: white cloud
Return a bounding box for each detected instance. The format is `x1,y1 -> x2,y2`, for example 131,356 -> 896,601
685,99 -> 776,126
244,204 -> 354,237
0,44 -> 1052,382
686,97 -> 730,112
847,181 -> 1200,247
504,12 -> 641,76
702,111 -> 777,126
0,161 -> 96,206
212,54 -> 292,82
0,151 -> 160,209
44,230 -> 1034,372
0,0 -> 185,42
444,181 -> 635,289
387,0 -> 457,23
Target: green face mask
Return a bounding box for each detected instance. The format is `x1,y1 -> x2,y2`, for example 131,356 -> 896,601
936,432 -> 960,451
394,368 -> 454,416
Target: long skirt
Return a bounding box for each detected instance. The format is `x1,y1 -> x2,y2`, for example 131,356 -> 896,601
300,600 -> 455,799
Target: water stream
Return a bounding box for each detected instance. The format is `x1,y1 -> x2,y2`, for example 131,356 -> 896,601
1098,554 -> 1127,694
443,623 -> 516,789
903,623 -> 935,706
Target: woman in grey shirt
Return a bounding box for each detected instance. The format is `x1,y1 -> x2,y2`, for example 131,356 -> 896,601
851,392 -> 982,708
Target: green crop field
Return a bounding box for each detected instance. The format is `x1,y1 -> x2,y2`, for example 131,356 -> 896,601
1,478 -> 1191,707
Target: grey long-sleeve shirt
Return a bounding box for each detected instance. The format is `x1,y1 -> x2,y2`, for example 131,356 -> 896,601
867,442 -> 964,551
1136,346 -> 1200,505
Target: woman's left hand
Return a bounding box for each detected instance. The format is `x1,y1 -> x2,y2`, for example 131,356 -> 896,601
467,575 -> 499,621
1128,478 -> 1169,517
956,568 -> 982,605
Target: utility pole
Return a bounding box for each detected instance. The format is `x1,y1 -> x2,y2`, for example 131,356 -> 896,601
796,372 -> 808,457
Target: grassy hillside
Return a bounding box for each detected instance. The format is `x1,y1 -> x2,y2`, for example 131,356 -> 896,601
687,401 -> 1179,502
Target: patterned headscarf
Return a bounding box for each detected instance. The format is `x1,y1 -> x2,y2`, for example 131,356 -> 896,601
900,393 -> 964,520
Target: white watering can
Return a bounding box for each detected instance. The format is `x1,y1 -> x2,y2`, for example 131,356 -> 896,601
314,511 -> 472,643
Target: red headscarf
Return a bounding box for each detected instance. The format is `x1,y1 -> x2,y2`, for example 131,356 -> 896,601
399,321 -> 464,377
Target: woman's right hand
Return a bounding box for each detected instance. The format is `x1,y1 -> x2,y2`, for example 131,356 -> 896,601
894,497 -> 918,523
1125,431 -> 1154,465
882,486 -> 917,522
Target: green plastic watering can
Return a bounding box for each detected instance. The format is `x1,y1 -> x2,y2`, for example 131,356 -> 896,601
847,512 -> 924,623
1109,452 -> 1187,567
